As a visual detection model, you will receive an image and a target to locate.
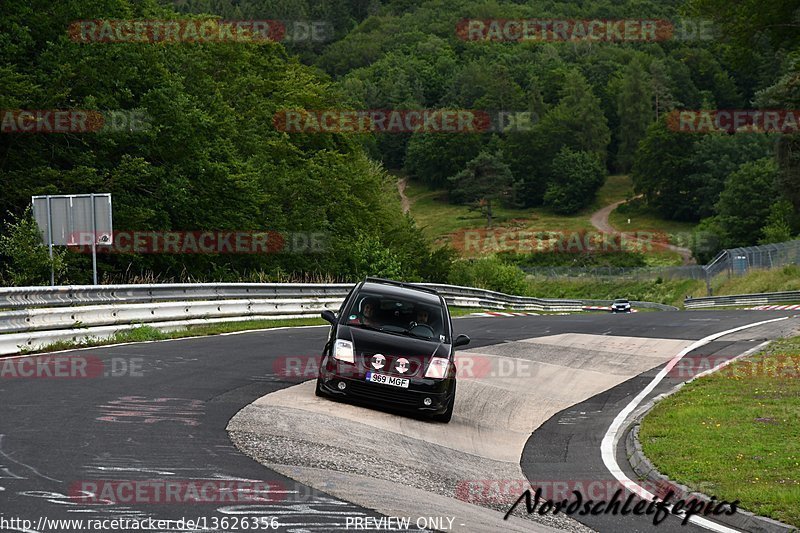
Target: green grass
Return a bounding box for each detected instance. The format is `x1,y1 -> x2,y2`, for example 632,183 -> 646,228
16,309 -> 558,355
10,308 -> 578,359
700,265 -> 800,297
684,265 -> 800,299
639,336 -> 800,527
525,277 -> 704,307
641,250 -> 684,266
406,180 -> 593,244
406,175 -> 683,265
609,199 -> 698,238
19,318 -> 327,355
522,264 -> 800,306
594,174 -> 635,208
449,306 -> 499,317
448,306 -> 581,316
407,175 -> 638,239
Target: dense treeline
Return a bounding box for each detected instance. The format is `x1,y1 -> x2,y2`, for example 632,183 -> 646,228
167,0 -> 798,247
0,0 -> 446,284
309,0 -> 757,209
323,0 -> 797,253
637,0 -> 800,259
0,0 -> 797,286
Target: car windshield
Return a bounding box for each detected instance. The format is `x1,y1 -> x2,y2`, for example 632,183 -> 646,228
345,291 -> 447,342
614,299 -> 629,304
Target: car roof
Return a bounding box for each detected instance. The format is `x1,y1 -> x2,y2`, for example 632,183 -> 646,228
359,281 -> 443,306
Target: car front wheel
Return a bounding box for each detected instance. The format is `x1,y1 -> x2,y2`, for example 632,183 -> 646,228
314,377 -> 326,397
432,381 -> 456,423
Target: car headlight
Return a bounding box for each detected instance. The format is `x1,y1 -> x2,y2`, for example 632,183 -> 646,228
425,357 -> 450,379
333,339 -> 355,364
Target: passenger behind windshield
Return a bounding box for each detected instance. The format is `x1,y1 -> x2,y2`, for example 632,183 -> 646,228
356,297 -> 380,327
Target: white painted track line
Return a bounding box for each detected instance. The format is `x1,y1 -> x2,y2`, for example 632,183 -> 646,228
600,316 -> 789,533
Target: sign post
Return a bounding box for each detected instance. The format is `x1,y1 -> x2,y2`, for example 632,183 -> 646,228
46,196 -> 54,286
32,194 -> 113,286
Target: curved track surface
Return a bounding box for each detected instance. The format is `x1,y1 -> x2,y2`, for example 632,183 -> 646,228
0,311 -> 797,533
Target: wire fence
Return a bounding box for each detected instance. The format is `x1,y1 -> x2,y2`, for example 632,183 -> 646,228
522,240 -> 800,284
703,240 -> 800,279
520,265 -> 705,280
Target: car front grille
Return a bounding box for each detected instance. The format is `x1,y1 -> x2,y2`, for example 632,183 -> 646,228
345,379 -> 421,407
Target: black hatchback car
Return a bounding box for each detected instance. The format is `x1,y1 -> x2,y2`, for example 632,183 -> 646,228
315,277 -> 470,422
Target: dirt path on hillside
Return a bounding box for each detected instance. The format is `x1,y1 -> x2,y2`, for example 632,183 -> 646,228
397,177 -> 410,214
589,195 -> 696,265
590,198 -> 631,234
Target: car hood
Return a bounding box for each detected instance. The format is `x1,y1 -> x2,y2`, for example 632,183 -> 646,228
339,325 -> 450,377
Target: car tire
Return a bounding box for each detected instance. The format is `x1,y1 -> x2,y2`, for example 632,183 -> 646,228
432,380 -> 456,423
314,377 -> 326,398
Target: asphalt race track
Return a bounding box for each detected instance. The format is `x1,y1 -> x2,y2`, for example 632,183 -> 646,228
0,311 -> 798,533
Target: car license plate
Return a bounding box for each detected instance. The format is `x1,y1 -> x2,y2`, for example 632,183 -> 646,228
366,371 -> 409,388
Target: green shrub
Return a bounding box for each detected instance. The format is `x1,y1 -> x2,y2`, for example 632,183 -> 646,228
498,250 -> 648,268
449,257 -> 528,295
0,208 -> 65,286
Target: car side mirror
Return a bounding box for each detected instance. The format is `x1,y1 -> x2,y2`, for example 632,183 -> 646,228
321,310 -> 337,324
454,334 -> 470,347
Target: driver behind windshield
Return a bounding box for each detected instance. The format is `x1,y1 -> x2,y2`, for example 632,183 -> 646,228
412,306 -> 429,326
409,305 -> 445,341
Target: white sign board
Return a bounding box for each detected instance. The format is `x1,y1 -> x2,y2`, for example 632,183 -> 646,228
31,193 -> 113,285
32,194 -> 112,245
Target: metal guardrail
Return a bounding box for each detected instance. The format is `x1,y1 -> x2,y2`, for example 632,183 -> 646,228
0,283 -> 585,355
419,283 -> 583,312
580,299 -> 678,311
0,283 -> 353,310
684,290 -> 800,309
0,282 -> 583,312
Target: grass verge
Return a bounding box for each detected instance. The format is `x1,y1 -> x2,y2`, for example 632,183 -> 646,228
522,264 -> 800,306
17,318 -> 327,355
526,277 -> 703,307
609,198 -> 698,237
701,265 -> 800,297
639,336 -> 800,527
13,309 -> 542,356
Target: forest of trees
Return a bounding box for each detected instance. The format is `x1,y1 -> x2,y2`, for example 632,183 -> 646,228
166,0 -> 799,245
0,0 -> 797,285
0,0 -> 448,284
